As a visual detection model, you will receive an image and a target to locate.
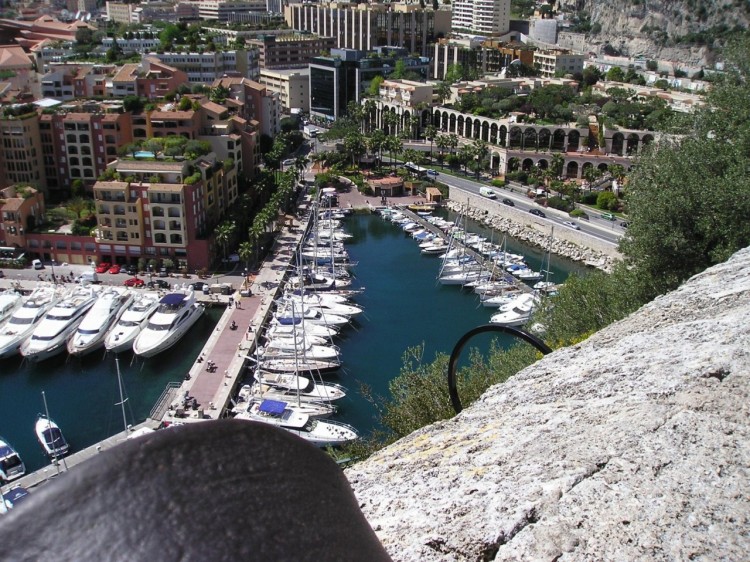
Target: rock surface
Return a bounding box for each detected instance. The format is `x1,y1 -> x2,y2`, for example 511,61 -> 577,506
347,247 -> 750,561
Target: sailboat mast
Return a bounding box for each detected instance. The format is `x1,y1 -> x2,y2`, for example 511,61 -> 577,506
41,390 -> 60,474
115,356 -> 129,436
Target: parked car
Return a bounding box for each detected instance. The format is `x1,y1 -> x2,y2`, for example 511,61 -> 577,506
426,169 -> 439,177
108,264 -> 121,274
95,262 -> 111,274
32,259 -> 43,270
147,279 -> 170,289
501,198 -> 515,207
124,277 -> 145,288
529,209 -> 546,218
125,265 -> 137,275
562,220 -> 580,230
600,212 -> 616,221
158,267 -> 168,277
190,281 -> 208,292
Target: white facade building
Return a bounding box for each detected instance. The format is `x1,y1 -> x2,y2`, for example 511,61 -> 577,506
451,0 -> 510,36
259,68 -> 310,112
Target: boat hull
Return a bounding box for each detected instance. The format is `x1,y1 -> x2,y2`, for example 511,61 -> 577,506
133,304 -> 204,358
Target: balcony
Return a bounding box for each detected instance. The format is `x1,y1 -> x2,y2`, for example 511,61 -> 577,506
168,221 -> 182,230
115,219 -> 127,228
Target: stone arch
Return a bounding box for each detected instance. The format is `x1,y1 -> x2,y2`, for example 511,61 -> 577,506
597,163 -> 609,172
523,128 -> 538,151
611,132 -> 625,155
490,123 -> 498,145
626,133 -> 640,155
507,157 -> 521,172
498,125 -> 508,147
473,118 -> 481,139
551,129 -> 566,151
581,162 -> 593,177
538,128 -> 551,151
490,150 -> 503,172
522,158 -> 535,171
567,130 -> 581,151
537,159 -> 549,170
465,117 -> 472,138
641,134 -> 654,148
566,161 -> 579,178
508,126 -> 522,149
457,116 -> 465,137
481,121 -> 490,142
449,114 -> 456,133
433,110 -> 442,128
421,109 -> 431,128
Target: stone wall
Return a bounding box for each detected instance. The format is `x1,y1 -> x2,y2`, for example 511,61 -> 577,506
346,246 -> 750,561
446,187 -> 621,271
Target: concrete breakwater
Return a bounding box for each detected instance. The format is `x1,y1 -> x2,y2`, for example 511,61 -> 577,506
445,192 -> 621,273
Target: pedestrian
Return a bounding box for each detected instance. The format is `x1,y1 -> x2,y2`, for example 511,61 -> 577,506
228,296 -> 234,308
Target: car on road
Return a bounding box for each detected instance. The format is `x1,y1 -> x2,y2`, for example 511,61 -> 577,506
562,220 -> 580,230
426,169 -> 439,177
501,198 -> 515,207
32,259 -> 43,270
600,212 -> 616,221
529,209 -> 546,218
124,277 -> 145,288
95,262 -> 111,274
158,267 -> 168,277
620,221 -> 630,228
147,279 -> 170,289
125,265 -> 137,275
108,264 -> 121,274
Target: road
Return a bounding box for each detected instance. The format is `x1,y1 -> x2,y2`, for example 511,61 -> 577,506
433,172 -> 625,247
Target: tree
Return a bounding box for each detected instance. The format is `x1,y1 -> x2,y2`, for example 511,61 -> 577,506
215,221 -> 236,262
619,32 -> 750,301
392,59 -> 407,80
436,82 -> 452,104
384,135 -> 403,170
606,66 -> 625,82
238,241 -> 253,269
367,75 -> 384,98
424,124 -> 438,158
123,95 -> 145,113
344,131 -> 366,166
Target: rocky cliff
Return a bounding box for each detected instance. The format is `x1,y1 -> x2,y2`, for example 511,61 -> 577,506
558,0 -> 750,67
346,247 -> 750,560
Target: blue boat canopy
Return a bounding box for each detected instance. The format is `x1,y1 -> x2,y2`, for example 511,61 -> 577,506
259,399 -> 287,415
160,294 -> 186,306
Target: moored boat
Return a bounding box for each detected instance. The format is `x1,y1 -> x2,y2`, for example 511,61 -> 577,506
132,288 -> 204,358
0,284 -> 63,359
104,291 -> 160,353
67,287 -> 133,356
0,437 -> 25,482
35,414 -> 69,458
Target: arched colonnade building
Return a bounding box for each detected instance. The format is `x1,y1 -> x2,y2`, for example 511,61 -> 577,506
373,101 -> 656,179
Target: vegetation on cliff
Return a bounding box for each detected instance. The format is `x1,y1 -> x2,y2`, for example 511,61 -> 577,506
343,33 -> 750,462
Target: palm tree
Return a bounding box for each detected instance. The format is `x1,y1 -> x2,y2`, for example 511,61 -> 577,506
238,241 -> 253,270
368,129 -> 386,169
472,139 -> 489,178
435,134 -> 450,167
382,110 -> 399,137
215,220 -> 236,262
424,124 -> 438,159
384,135 -> 403,171
362,99 -> 377,134
448,134 -> 459,156
344,131 -> 366,167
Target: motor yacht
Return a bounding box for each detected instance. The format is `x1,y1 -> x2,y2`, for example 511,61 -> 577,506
234,399 -> 358,448
266,318 -> 339,339
0,284 -> 63,359
104,292 -> 160,353
0,437 -> 25,482
0,290 -> 23,327
34,414 -> 69,458
274,303 -> 350,327
489,293 -> 539,327
67,287 -> 134,356
132,288 -> 204,357
232,394 -> 335,420
251,371 -> 347,402
21,285 -> 100,362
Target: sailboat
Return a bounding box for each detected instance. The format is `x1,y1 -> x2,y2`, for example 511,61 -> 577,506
35,414 -> 69,458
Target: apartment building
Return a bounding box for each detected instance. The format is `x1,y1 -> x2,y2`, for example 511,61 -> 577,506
432,38 -> 535,80
40,64 -> 116,100
0,108 -> 45,193
259,68 -> 309,112
212,77 -> 281,138
248,34 -> 336,70
105,1 -> 138,24
101,36 -> 161,53
197,0 -> 268,22
285,2 -> 451,57
451,0 -> 511,36
93,150 -> 237,269
533,49 -> 585,78
0,185 -> 46,251
148,50 -> 260,83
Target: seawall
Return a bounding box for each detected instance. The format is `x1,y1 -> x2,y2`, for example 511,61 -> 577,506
346,247 -> 750,560
446,187 -> 621,272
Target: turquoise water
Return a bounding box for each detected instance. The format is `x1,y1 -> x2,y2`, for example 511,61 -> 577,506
1,212 -> 586,474
312,212 -> 587,434
0,308 -> 222,474
134,151 -> 155,159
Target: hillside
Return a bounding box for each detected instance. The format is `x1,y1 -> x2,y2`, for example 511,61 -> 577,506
347,246 -> 750,560
558,0 -> 750,67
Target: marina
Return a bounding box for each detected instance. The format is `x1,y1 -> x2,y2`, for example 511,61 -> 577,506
0,193 -> 587,493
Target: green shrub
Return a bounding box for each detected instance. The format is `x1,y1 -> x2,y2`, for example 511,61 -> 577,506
491,179 -> 506,188
547,196 -> 573,212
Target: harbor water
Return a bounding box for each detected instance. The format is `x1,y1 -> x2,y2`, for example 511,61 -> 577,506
0,211 -> 586,474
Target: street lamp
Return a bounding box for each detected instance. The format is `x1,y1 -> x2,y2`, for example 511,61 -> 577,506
51,259 -> 56,284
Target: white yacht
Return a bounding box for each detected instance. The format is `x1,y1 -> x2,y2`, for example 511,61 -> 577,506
276,295 -> 363,317
489,293 -> 539,327
34,414 -> 69,458
232,394 -> 335,420
132,288 -> 204,358
251,371 -> 347,402
234,399 -> 358,448
104,291 -> 160,353
274,303 -> 350,327
266,319 -> 339,339
21,285 -> 99,362
0,437 -> 25,482
0,284 -> 63,359
258,340 -> 340,361
67,288 -> 134,356
0,290 -> 23,327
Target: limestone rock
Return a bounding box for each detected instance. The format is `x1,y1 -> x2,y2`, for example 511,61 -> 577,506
347,247 -> 750,561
